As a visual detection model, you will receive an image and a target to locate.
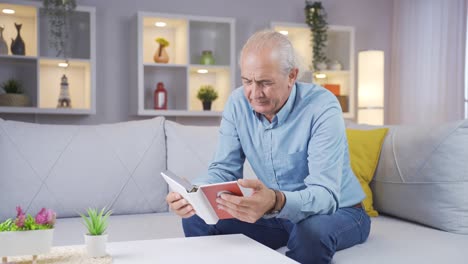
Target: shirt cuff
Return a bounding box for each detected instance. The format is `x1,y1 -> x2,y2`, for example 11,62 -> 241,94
277,191 -> 305,223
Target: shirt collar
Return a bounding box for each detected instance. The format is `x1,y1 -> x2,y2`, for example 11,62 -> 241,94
250,83 -> 297,127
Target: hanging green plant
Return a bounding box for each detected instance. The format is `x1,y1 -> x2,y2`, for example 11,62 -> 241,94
305,1 -> 328,71
42,0 -> 77,58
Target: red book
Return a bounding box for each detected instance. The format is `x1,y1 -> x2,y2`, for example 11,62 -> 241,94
323,84 -> 341,96
200,182 -> 243,220
160,170 -> 245,224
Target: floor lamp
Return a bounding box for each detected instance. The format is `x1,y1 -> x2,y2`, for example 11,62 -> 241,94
358,50 -> 384,125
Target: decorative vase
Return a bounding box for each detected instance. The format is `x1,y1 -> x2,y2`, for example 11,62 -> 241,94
85,233 -> 108,258
154,82 -> 167,110
10,23 -> 25,56
316,61 -> 327,71
0,229 -> 54,263
200,50 -> 215,65
0,25 -> 8,55
0,94 -> 30,106
202,101 -> 212,111
153,45 -> 169,63
328,60 -> 342,71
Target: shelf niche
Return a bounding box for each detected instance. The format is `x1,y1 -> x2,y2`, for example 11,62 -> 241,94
142,17 -> 187,65
39,59 -> 91,110
38,9 -> 91,59
0,3 -> 38,57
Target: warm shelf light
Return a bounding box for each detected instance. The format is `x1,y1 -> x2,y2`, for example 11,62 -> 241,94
58,62 -> 69,68
279,30 -> 288,36
154,22 -> 167,27
2,8 -> 15,14
358,50 -> 384,125
314,73 -> 327,79
197,69 -> 208,74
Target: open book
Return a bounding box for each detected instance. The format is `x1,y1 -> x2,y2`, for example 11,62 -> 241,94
161,170 -> 244,224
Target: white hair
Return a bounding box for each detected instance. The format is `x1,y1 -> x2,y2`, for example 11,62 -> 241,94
239,29 -> 305,79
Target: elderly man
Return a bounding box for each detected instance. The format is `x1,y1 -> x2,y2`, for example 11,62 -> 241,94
166,29 -> 370,264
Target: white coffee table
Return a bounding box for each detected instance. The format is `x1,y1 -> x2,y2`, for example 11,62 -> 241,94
107,234 -> 298,264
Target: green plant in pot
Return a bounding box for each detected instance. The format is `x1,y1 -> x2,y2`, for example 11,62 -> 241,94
0,79 -> 30,107
197,85 -> 218,111
80,207 -> 112,258
305,1 -> 328,71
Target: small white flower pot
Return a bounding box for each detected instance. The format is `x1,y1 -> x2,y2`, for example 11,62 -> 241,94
84,233 -> 108,258
316,62 -> 328,71
0,229 -> 54,262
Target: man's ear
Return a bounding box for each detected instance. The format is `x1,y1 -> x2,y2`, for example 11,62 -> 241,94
288,68 -> 299,87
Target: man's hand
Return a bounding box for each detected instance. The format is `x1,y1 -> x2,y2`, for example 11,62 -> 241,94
166,192 -> 195,218
216,179 -> 276,223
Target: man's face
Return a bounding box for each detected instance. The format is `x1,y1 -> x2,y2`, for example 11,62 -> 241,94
240,48 -> 297,121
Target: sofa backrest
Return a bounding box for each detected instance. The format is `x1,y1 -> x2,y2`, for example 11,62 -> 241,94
0,117 -> 168,220
370,119 -> 468,234
164,120 -> 256,183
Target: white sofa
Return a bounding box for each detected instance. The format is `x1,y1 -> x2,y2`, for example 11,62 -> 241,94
1,117 -> 467,263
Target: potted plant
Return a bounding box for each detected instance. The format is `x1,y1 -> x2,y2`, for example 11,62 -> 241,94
197,85 -> 218,111
0,206 -> 56,263
305,1 -> 328,71
153,37 -> 170,63
80,207 -> 112,258
0,79 -> 30,107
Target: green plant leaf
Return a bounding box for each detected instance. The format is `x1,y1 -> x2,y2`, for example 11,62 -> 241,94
197,85 -> 218,102
1,79 -> 23,94
80,207 -> 112,236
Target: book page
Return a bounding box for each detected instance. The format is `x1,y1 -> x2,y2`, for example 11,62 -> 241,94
161,171 -> 219,224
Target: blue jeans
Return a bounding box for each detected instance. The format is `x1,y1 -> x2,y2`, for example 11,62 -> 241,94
182,207 -> 371,264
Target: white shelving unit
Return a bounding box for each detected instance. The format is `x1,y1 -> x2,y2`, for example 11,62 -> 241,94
272,22 -> 355,119
0,1 -> 95,114
132,12 -> 235,117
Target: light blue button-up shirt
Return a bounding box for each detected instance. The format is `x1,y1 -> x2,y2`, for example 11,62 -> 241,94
193,82 -> 365,223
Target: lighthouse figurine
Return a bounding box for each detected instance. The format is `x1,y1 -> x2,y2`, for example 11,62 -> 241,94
57,74 -> 72,108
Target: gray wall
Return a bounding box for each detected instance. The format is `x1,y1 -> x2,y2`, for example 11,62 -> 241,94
1,0 -> 393,126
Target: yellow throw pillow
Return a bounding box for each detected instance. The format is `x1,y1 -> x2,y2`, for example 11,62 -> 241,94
346,128 -> 389,217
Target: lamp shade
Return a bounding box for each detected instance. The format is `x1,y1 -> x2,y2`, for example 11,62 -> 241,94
358,50 -> 384,125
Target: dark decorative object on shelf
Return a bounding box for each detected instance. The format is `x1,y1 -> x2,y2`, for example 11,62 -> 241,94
200,50 -> 215,65
305,1 -> 328,71
154,82 -> 167,109
57,74 -> 72,108
43,0 -> 77,57
197,85 -> 218,111
10,23 -> 25,55
0,79 -> 30,106
0,25 -> 8,55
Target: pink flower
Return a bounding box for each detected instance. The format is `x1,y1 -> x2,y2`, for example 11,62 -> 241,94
35,208 -> 56,226
15,206 -> 25,228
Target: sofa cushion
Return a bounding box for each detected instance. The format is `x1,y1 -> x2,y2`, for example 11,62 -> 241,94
164,120 -> 256,184
332,215 -> 468,263
346,128 -> 388,217
0,117 -> 168,220
165,120 -> 220,182
371,119 -> 468,234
